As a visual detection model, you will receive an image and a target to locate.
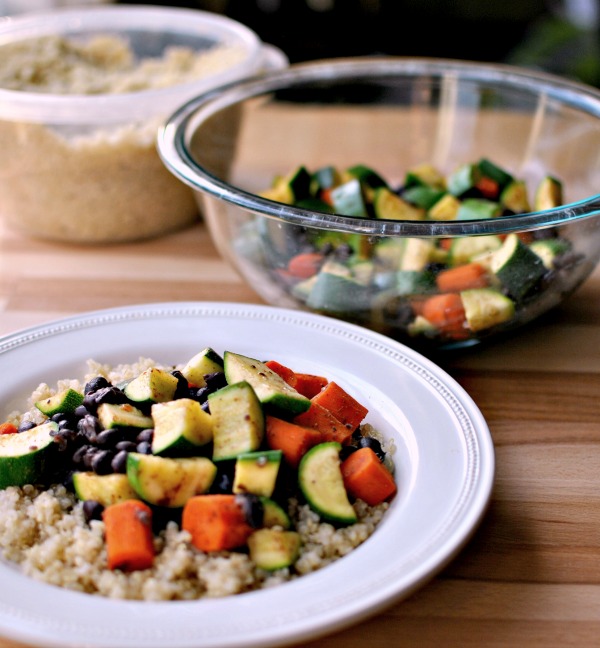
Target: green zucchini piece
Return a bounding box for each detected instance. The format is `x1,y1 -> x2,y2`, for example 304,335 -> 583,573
402,185 -> 446,209
248,528 -> 301,571
298,442 -> 357,525
311,165 -> 341,192
151,398 -> 213,456
456,198 -> 502,220
399,238 -> 435,272
373,187 -> 425,220
209,380 -> 266,461
96,403 -> 154,431
404,163 -> 446,189
346,164 -> 388,189
375,269 -> 436,295
329,179 -> 368,217
490,233 -> 546,300
126,453 -> 217,507
233,449 -> 282,498
477,158 -> 513,190
306,272 -> 372,315
427,193 -> 461,220
534,176 -> 563,211
500,180 -> 530,213
35,388 -> 83,417
223,352 -> 310,418
261,496 -> 291,529
0,421 -> 57,488
72,472 -> 138,506
447,163 -> 481,196
181,347 -> 224,388
530,238 -> 571,269
286,166 -> 312,201
449,235 -> 502,266
123,367 -> 179,406
461,288 -> 515,332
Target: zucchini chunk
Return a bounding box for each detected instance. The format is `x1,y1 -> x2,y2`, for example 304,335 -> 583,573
35,388 -> 84,416
223,352 -> 310,417
123,368 -> 179,406
72,472 -> 139,507
0,421 -> 57,488
233,450 -> 282,498
181,347 -> 224,388
461,288 -> 515,332
97,403 -> 154,431
247,528 -> 301,571
209,380 -> 265,461
151,398 -> 213,456
298,442 -> 357,525
126,453 -> 217,507
490,233 -> 546,300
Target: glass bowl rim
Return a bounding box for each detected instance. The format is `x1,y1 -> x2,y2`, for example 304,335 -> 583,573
158,55 -> 600,238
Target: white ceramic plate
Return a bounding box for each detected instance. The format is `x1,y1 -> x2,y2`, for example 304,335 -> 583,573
0,302 -> 494,648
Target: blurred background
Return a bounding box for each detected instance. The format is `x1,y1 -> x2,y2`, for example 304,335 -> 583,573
1,0 -> 599,87
123,0 -> 600,87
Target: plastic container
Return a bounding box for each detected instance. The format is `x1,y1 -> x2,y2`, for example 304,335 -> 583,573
0,5 -> 286,243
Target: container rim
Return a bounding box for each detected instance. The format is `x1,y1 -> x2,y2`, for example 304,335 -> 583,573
0,4 -> 265,123
158,56 -> 600,238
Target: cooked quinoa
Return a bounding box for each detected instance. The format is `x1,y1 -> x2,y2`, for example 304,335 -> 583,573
0,358 -> 390,601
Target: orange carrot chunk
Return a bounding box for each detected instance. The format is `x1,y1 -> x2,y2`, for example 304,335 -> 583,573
0,422 -> 18,435
287,252 -> 325,279
435,262 -> 489,293
293,372 -> 328,399
182,494 -> 254,553
294,402 -> 354,445
311,381 -> 368,431
265,360 -> 297,387
103,500 -> 154,572
475,176 -> 500,200
341,447 -> 397,506
265,415 -> 322,468
421,292 -> 467,335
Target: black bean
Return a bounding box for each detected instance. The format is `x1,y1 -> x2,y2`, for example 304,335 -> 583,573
201,401 -> 210,414
136,429 -> 153,444
115,440 -> 137,452
51,412 -> 68,423
78,414 -> 101,443
84,376 -> 111,395
82,500 -> 104,523
17,421 -> 36,433
111,450 -> 129,474
96,428 -> 123,448
58,416 -> 77,430
189,386 -> 209,403
358,436 -> 385,461
136,441 -> 152,455
236,493 -> 264,528
74,404 -> 89,418
72,445 -> 91,466
339,445 -> 358,461
83,385 -> 127,413
171,370 -> 190,400
204,372 -> 227,390
82,447 -> 99,469
91,449 -> 114,475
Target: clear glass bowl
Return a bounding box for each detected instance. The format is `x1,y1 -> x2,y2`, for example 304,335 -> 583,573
158,57 -> 600,351
0,5 -> 286,243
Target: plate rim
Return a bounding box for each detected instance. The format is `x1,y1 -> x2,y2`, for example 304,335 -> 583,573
0,302 -> 495,648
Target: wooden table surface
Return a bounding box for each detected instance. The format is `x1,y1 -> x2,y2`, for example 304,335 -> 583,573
1,214 -> 600,648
